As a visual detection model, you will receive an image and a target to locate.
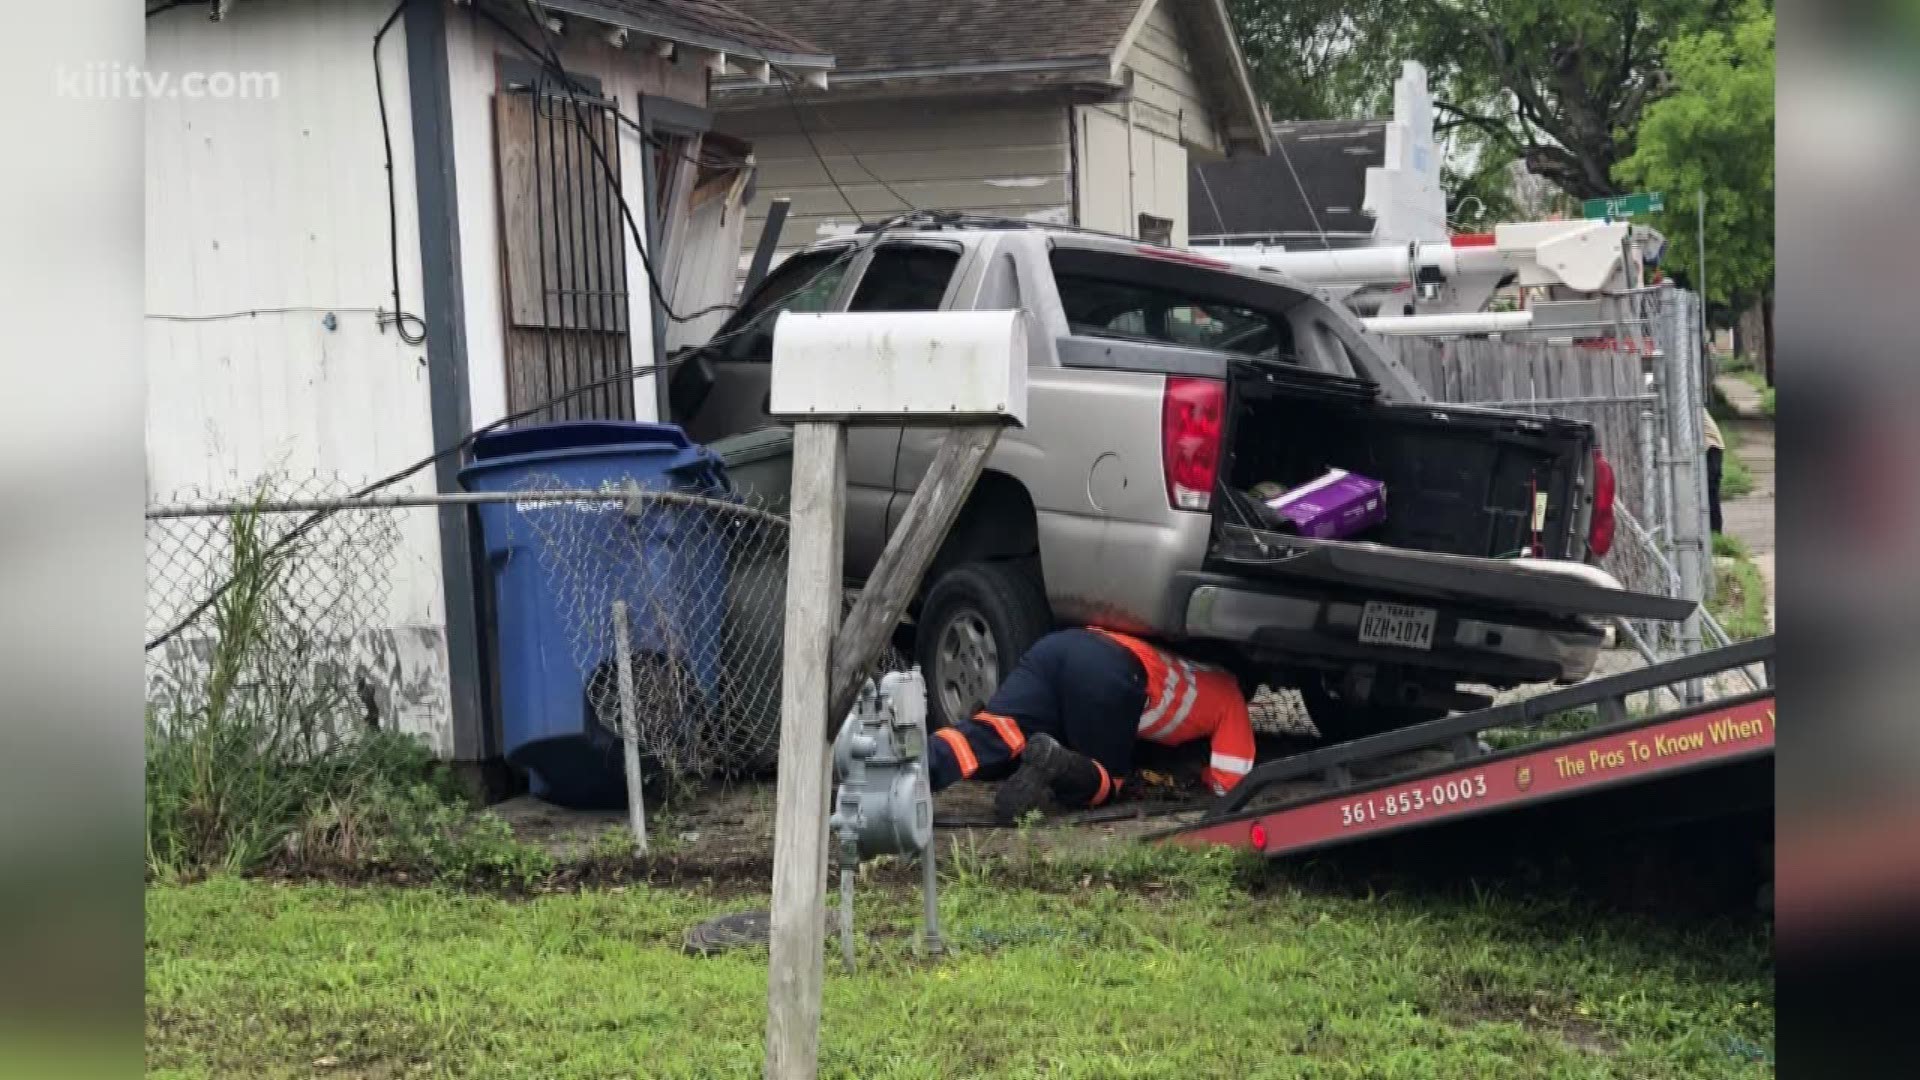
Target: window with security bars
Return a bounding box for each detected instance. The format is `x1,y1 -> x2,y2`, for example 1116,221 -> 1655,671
494,75 -> 635,423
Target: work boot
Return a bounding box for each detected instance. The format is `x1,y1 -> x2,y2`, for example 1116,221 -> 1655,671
993,734 -> 1103,825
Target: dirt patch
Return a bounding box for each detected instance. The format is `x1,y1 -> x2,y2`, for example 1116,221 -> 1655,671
1443,995 -> 1622,1056
487,733 -> 1306,874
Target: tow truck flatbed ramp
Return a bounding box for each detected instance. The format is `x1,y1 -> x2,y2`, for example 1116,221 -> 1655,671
1165,637 -> 1775,857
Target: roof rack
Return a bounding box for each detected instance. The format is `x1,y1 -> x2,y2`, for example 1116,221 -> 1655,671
853,210 -> 1147,246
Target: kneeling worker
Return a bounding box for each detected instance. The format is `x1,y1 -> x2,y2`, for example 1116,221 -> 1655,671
926,627 -> 1257,823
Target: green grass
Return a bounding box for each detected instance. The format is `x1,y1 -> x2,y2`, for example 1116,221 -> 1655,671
1711,556 -> 1772,641
1713,533 -> 1750,560
1719,452 -> 1755,500
148,855 -> 1773,1079
1759,387 -> 1775,419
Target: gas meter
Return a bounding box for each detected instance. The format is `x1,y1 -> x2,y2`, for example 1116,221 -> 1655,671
829,668 -> 944,970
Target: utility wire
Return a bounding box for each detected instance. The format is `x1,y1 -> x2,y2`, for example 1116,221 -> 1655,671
774,66 -> 863,223
374,1 -> 429,344
144,230 -> 891,652
146,305 -> 385,323
148,3 -> 932,650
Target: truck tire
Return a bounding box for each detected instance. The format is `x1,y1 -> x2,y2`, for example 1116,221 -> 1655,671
1298,680 -> 1444,743
916,561 -> 1052,731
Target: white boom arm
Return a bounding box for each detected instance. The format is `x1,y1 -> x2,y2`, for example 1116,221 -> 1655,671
1195,219 -> 1665,332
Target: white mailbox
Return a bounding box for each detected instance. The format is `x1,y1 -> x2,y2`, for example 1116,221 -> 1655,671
769,309 -> 1028,426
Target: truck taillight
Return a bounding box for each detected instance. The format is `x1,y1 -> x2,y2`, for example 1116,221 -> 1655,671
1589,449 -> 1617,558
1162,376 -> 1225,511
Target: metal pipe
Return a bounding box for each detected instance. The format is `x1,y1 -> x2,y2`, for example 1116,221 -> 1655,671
1361,311 -> 1533,335
144,488 -> 791,527
920,848 -> 945,957
1460,394 -> 1658,408
612,600 -> 649,855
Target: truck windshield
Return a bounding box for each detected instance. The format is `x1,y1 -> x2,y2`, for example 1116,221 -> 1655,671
709,246 -> 854,362
1050,248 -> 1296,362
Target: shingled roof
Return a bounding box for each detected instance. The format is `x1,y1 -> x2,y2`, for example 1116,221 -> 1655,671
1189,119 -> 1388,242
718,0 -> 1140,74
537,0 -> 833,67
712,0 -> 1267,153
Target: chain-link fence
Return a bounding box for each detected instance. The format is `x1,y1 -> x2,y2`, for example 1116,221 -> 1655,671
1381,285 -> 1729,668
145,476 -> 404,752
504,476 -> 795,780
145,476 -> 907,789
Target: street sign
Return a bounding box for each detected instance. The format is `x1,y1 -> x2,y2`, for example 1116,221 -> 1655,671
1583,192 -> 1665,220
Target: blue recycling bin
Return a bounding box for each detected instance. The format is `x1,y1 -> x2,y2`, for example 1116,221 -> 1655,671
459,421 -> 733,808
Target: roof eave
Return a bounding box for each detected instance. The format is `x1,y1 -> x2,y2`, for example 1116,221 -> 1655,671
713,56 -> 1114,103
1178,0 -> 1271,155
533,0 -> 835,70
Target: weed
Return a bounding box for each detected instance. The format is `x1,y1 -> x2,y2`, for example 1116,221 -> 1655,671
1711,557 -> 1772,641
1713,533 -> 1750,559
1760,387 -> 1775,418
1721,451 -> 1755,499
145,490 -> 550,887
591,825 -> 641,862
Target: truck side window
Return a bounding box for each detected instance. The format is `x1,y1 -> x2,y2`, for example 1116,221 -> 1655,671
1055,272 -> 1296,362
713,247 -> 853,363
848,245 -> 961,312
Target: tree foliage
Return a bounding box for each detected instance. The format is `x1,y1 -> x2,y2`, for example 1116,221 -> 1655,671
1615,0 -> 1776,312
1228,0 -> 1742,202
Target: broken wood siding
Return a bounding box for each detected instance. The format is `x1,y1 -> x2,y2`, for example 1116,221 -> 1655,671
722,98 -> 1072,265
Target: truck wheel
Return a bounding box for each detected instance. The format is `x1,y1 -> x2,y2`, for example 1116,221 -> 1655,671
1298,680 -> 1444,743
916,561 -> 1052,730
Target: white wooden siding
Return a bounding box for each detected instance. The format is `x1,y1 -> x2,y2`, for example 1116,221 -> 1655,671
1120,3 -> 1224,155
145,0 -> 452,752
1075,103 -> 1190,244
721,99 -> 1072,262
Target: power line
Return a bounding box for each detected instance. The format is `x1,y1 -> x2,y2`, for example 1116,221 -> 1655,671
145,305 -> 385,323
142,230 -> 893,652
620,0 -> 921,218
773,67 -> 864,223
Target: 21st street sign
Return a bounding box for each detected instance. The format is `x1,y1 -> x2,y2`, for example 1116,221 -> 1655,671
1583,191 -> 1665,220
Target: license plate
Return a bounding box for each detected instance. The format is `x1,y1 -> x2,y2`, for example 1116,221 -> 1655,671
1359,601 -> 1437,651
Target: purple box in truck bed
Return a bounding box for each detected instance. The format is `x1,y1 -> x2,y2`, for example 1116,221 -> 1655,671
1260,469 -> 1387,540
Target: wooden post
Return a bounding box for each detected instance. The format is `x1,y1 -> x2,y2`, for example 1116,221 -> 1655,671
827,424 -> 1002,728
764,421 -> 846,1080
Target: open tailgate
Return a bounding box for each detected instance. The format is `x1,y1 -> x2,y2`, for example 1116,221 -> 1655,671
1212,525 -> 1696,622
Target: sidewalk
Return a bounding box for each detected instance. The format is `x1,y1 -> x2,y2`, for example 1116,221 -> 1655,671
1714,374 -> 1776,626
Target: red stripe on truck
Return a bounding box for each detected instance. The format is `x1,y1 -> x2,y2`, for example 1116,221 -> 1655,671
1175,696 -> 1775,856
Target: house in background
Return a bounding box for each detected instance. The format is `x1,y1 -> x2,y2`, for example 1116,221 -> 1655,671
1187,118 -> 1389,248
710,0 -> 1270,265
1190,62 -> 1450,255
143,0 -> 829,769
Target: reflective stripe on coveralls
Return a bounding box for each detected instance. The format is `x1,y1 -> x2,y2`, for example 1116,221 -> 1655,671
1091,629 -> 1257,794
933,727 -> 979,778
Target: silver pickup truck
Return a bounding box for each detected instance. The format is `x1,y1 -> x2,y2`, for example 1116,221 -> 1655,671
671,220 -> 1690,740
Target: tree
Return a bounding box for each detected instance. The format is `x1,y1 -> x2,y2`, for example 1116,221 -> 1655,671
1615,1 -> 1775,376
1229,0 -> 1738,203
